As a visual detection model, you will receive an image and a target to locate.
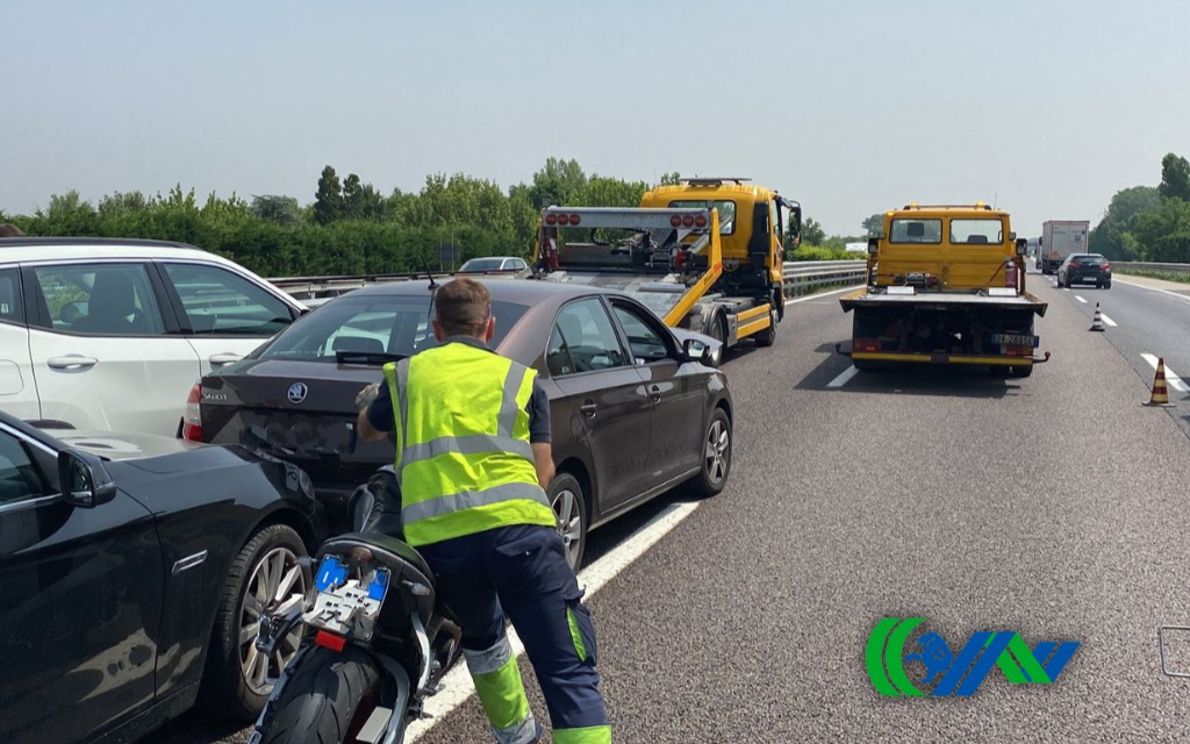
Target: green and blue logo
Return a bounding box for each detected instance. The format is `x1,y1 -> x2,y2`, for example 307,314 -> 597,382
866,617 -> 1080,697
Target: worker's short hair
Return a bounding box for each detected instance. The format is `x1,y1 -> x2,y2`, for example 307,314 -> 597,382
435,277 -> 491,336
0,223 -> 24,237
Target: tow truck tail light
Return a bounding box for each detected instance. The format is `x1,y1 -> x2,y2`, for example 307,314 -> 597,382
568,213 -> 580,226
855,339 -> 880,353
545,213 -> 558,226
681,215 -> 695,228
670,215 -> 682,228
182,383 -> 203,442
694,215 -> 707,228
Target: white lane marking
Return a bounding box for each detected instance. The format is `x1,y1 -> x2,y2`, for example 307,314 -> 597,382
1099,312 -> 1118,327
1141,353 -> 1189,393
406,500 -> 702,740
1112,277 -> 1190,305
1074,295 -> 1087,304
1061,287 -> 1070,292
784,285 -> 856,307
827,365 -> 860,389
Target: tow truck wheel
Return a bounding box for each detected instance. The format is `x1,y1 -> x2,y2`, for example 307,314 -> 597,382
754,308 -> 777,348
1009,365 -> 1033,378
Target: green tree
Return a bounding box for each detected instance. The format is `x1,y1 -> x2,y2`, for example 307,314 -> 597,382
862,213 -> 884,237
313,165 -> 343,224
1089,185 -> 1161,259
527,157 -> 588,209
250,195 -> 301,226
658,171 -> 682,186
1159,152 -> 1190,201
1133,197 -> 1190,262
800,217 -> 826,246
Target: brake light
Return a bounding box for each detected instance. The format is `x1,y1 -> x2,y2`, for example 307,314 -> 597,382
1102,263 -> 1111,271
568,213 -> 580,226
545,213 -> 558,226
314,630 -> 347,653
670,214 -> 682,228
694,214 -> 707,228
182,383 -> 203,442
681,215 -> 695,228
855,339 -> 880,353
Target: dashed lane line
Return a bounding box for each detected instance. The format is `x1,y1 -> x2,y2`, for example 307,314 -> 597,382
1075,295 -> 1087,304
1141,353 -> 1189,393
406,500 -> 703,740
1100,312 -> 1118,327
826,365 -> 860,389
784,285 -> 856,307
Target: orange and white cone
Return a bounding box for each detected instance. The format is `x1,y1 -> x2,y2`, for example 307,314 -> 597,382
1089,303 -> 1105,332
1144,358 -> 1174,407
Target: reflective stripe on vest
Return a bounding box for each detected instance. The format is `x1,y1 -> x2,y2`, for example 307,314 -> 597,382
383,343 -> 556,546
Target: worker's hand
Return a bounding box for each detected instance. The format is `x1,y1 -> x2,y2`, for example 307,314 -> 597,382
354,382 -> 380,412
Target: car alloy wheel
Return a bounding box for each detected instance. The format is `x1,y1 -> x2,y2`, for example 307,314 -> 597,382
552,485 -> 584,569
705,418 -> 730,487
239,546 -> 306,696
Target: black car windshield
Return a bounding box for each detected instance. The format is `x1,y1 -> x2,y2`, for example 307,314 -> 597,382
258,294 -> 530,362
1072,255 -> 1106,264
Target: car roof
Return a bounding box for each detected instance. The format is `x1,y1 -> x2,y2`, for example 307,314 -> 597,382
0,236 -> 234,265
349,276 -> 609,303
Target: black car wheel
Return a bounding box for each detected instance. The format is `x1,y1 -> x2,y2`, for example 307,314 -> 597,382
549,473 -> 588,570
1010,365 -> 1033,378
687,407 -> 732,498
200,524 -> 308,719
260,645 -> 387,744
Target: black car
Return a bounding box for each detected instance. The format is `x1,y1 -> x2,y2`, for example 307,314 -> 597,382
190,278 -> 733,568
1057,253 -> 1112,288
0,413 -> 326,744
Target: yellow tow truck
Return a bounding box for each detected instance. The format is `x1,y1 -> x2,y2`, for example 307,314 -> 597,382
534,178 -> 801,350
839,203 -> 1050,377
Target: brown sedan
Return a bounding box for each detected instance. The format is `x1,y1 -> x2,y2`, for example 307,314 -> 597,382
189,278 -> 733,567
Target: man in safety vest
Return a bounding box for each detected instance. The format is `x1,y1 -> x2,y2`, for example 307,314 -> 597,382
357,277 -> 611,744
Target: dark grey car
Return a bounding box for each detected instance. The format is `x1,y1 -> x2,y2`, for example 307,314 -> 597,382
1057,253 -> 1112,288
190,278 -> 732,568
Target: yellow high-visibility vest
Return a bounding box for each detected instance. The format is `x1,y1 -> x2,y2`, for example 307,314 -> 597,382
383,342 -> 555,546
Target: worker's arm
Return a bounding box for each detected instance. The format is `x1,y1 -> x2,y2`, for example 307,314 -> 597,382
355,382 -> 390,442
532,442 -> 555,489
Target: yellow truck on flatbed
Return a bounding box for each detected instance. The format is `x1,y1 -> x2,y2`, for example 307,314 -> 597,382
533,178 -> 801,350
839,203 -> 1049,377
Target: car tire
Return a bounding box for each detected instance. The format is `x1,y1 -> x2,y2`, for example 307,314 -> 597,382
755,308 -> 777,347
549,473 -> 588,570
707,313 -> 730,360
687,407 -> 732,499
1105,280 -> 1112,289
259,645 -> 387,744
200,524 -> 308,720
1009,365 -> 1033,378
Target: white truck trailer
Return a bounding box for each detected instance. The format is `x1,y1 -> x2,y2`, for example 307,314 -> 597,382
1039,220 -> 1090,274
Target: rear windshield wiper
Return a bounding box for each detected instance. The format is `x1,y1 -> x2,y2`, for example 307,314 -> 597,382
335,350 -> 408,365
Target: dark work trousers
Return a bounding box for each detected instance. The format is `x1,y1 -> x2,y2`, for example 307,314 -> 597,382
419,524 -> 610,739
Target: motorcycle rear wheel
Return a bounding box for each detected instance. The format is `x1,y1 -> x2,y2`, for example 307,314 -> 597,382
260,645 -> 390,744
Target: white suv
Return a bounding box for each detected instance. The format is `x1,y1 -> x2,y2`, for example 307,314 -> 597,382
0,238 -> 305,435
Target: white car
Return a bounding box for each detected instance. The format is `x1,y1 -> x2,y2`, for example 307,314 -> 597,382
456,256 -> 529,274
0,237 -> 305,435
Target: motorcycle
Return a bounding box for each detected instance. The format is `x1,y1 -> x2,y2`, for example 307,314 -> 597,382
248,468 -> 462,744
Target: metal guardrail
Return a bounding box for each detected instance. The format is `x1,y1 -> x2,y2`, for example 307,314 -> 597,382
270,260 -> 870,304
781,260 -> 868,297
1111,261 -> 1190,275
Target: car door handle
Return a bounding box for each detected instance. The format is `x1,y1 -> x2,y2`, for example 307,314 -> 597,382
47,355 -> 98,371
209,352 -> 244,367
579,401 -> 598,418
648,385 -> 662,402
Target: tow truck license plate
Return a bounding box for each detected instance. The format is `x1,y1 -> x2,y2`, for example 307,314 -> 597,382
992,333 -> 1038,347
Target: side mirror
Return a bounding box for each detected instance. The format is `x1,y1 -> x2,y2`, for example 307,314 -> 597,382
683,338 -> 720,368
1015,238 -> 1028,256
868,237 -> 880,255
788,204 -> 802,243
58,450 -> 117,508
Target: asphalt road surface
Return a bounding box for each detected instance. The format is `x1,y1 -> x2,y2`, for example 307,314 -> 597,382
160,272 -> 1190,743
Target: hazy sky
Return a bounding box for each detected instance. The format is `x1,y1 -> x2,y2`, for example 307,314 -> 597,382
3,1 -> 1189,236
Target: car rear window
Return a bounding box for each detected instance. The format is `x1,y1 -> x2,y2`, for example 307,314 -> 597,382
889,219 -> 942,244
1072,255 -> 1105,265
258,295 -> 530,362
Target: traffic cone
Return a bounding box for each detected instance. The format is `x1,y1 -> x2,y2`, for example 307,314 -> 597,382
1089,303 -> 1105,332
1144,358 -> 1175,407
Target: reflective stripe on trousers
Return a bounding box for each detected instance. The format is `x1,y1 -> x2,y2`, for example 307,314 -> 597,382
464,636 -> 538,744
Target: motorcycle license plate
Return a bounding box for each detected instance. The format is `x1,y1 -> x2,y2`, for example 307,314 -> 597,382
308,555 -> 392,639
